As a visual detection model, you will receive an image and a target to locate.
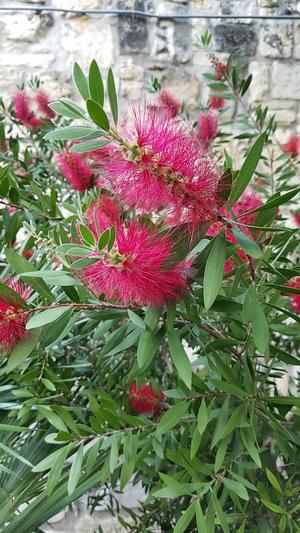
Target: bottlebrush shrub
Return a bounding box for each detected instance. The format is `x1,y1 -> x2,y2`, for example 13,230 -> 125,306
0,36 -> 299,533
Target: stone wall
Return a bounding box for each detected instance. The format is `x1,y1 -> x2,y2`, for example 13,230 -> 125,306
0,0 -> 300,144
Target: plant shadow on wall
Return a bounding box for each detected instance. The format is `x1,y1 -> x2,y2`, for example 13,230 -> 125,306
0,31 -> 299,533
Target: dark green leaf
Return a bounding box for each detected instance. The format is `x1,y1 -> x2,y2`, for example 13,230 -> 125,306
107,68 -> 118,126
88,59 -> 104,106
204,233 -> 226,310
86,99 -> 110,131
73,63 -> 90,100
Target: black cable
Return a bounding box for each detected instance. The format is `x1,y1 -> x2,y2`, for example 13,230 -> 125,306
0,6 -> 299,20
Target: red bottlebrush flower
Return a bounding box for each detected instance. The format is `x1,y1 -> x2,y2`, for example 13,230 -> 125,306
35,89 -> 55,120
292,213 -> 300,227
55,152 -> 93,191
128,381 -> 163,413
22,249 -> 33,260
85,195 -> 121,236
214,61 -> 227,80
207,190 -> 262,273
13,91 -> 41,129
209,95 -> 225,111
157,89 -> 181,118
0,278 -> 30,353
102,105 -> 220,229
287,278 -> 300,314
82,219 -> 191,307
283,135 -> 300,157
198,111 -> 218,143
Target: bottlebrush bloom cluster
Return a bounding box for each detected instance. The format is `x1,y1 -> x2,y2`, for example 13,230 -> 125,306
82,199 -> 191,306
287,278 -> 300,315
210,95 -> 225,111
55,152 -> 93,191
14,89 -> 54,128
156,89 -> 181,118
207,191 -> 262,273
128,381 -> 163,414
198,111 -> 218,144
0,279 -> 30,353
283,135 -> 300,157
98,105 -> 220,230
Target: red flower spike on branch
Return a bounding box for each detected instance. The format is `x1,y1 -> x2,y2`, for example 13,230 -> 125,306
13,90 -> 42,129
55,152 -> 93,191
128,381 -> 164,414
35,89 -> 56,120
157,89 -> 181,118
0,279 -> 31,353
283,135 -> 300,157
287,277 -> 300,315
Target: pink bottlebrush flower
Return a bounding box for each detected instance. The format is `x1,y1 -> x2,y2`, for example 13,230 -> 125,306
55,152 -> 93,191
207,191 -> 263,274
85,195 -> 121,236
157,89 -> 181,118
292,213 -> 300,227
102,105 -> 220,229
128,381 -> 164,414
210,95 -> 225,111
35,89 -> 55,120
214,61 -> 227,80
82,219 -> 192,307
198,111 -> 218,143
286,277 -> 300,315
283,135 -> 300,157
13,91 -> 41,129
0,278 -> 30,353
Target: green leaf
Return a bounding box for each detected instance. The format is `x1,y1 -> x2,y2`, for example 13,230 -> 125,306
196,501 -> 208,533
243,284 -> 269,354
239,187 -> 299,218
222,404 -> 248,438
47,445 -> 70,496
156,401 -> 188,437
36,406 -> 68,432
173,501 -> 196,533
32,447 -> 69,472
223,478 -> 249,501
5,248 -> 54,301
137,307 -> 161,369
49,100 -> 86,120
109,435 -> 119,473
197,398 -> 208,434
70,139 -> 110,153
120,432 -> 138,490
128,310 -> 146,330
229,132 -> 266,205
214,437 -> 229,472
6,328 -> 41,372
240,427 -> 261,467
211,489 -> 230,533
0,442 -> 33,467
44,126 -> 95,141
86,99 -> 110,131
73,63 -> 90,100
231,228 -> 262,259
41,378 -> 56,392
67,443 -> 84,495
88,59 -> 104,106
266,468 -> 282,493
26,307 -> 69,330
0,282 -> 28,309
79,224 -> 96,246
57,244 -> 92,256
40,309 -> 76,348
261,500 -> 285,514
211,397 -> 229,448
107,68 -> 118,126
203,233 -> 226,310
168,329 -> 192,389
98,228 -> 111,250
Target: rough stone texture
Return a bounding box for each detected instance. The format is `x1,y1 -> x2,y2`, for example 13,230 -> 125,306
271,62 -> 300,100
213,23 -> 258,57
259,21 -> 293,58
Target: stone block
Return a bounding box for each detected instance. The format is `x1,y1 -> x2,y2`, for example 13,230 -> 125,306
213,23 -> 257,57
271,62 -> 300,100
173,21 -> 191,63
294,23 -> 300,59
0,52 -> 55,69
161,68 -> 200,107
2,13 -> 53,42
119,58 -> 144,98
248,61 -> 270,102
256,0 -> 278,5
118,0 -> 149,54
151,20 -> 173,62
259,22 -> 293,58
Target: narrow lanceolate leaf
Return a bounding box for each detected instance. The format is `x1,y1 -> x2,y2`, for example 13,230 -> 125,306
107,67 -> 118,126
210,489 -> 230,533
70,139 -> 110,153
197,398 -> 208,434
173,501 -> 196,533
0,442 -> 33,467
26,307 -> 69,330
128,310 -> 146,330
88,59 -> 104,106
229,132 -> 266,205
231,228 -> 262,259
6,328 -> 41,373
47,445 -> 70,496
168,329 -> 192,389
204,233 -> 226,310
266,468 -> 282,493
137,306 -> 161,369
86,99 -> 110,131
243,284 -> 269,354
0,282 -> 28,308
240,427 -> 261,467
156,401 -> 188,437
196,501 -> 208,533
67,443 -> 84,495
79,224 -> 96,246
223,478 -> 249,501
73,63 -> 90,100
44,126 -> 95,141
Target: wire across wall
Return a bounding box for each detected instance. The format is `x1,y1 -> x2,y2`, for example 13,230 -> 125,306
0,5 -> 299,20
